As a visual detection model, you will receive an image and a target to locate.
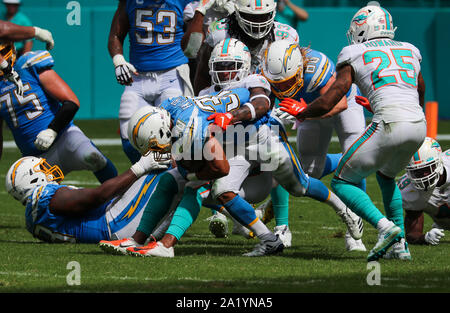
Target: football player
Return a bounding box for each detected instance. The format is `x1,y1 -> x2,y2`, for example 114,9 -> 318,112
108,0 -> 195,164
262,40 -> 367,251
0,45 -> 118,184
279,4 -> 426,261
395,137 -> 448,251
194,0 -> 300,244
0,20 -> 54,94
5,154 -> 170,243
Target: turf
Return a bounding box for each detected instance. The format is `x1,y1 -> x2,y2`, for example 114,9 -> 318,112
0,119 -> 449,293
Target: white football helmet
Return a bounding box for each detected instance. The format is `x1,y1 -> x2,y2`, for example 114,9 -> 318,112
127,106 -> 172,161
261,40 -> 304,99
347,4 -> 396,44
209,38 -> 251,89
406,137 -> 444,191
234,0 -> 276,39
5,157 -> 64,205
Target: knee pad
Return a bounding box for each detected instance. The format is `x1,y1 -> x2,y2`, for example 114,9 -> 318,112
83,149 -> 107,172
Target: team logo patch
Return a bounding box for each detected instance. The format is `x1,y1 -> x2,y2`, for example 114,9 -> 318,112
352,11 -> 370,26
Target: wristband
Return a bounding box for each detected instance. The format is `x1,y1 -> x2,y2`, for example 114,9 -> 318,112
249,94 -> 270,103
243,102 -> 256,120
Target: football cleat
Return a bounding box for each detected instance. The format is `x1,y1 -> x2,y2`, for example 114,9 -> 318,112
273,225 -> 292,248
336,207 -> 364,240
255,200 -> 274,224
367,223 -> 402,262
207,211 -> 229,238
99,238 -> 142,255
383,238 -> 412,260
344,231 -> 367,252
127,241 -> 174,258
242,236 -> 284,257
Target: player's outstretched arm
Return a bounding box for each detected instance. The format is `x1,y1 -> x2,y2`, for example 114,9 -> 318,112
194,43 -> 213,95
296,64 -> 353,120
49,155 -> 170,217
404,210 -> 426,244
0,21 -> 54,50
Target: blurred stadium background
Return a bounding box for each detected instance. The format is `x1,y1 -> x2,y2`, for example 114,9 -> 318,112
3,0 -> 450,120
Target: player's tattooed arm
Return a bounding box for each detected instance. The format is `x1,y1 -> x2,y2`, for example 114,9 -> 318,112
404,210 -> 427,244
297,64 -> 353,120
49,169 -> 138,217
108,0 -> 129,58
229,87 -> 271,123
417,71 -> 425,107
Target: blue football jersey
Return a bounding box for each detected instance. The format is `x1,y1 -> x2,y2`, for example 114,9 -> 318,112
126,0 -> 193,72
291,48 -> 358,103
25,173 -> 162,243
0,50 -> 73,156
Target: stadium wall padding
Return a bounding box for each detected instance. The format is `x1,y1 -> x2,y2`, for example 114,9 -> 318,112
14,3 -> 450,119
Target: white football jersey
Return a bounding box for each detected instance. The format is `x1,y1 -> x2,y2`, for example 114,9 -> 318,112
398,149 -> 450,230
337,39 -> 425,123
198,74 -> 271,97
205,20 -> 299,73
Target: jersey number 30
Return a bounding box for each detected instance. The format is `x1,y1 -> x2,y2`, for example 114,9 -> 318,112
363,48 -> 417,90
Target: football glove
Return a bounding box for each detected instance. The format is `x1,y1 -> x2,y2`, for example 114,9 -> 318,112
195,0 -> 216,15
214,0 -> 235,14
113,54 -> 138,86
33,26 -> 55,50
424,228 -> 445,245
355,95 -> 372,113
279,98 -> 307,118
34,128 -> 58,151
130,154 -> 171,178
272,107 -> 297,126
207,112 -> 233,131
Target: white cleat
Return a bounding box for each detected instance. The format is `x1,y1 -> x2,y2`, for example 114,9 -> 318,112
242,236 -> 284,257
344,231 -> 366,252
383,238 -> 412,260
367,223 -> 402,261
273,225 -> 292,248
127,241 -> 174,258
207,211 -> 229,238
337,207 -> 364,240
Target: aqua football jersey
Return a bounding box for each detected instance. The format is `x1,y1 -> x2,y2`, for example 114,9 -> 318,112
0,50 -> 73,156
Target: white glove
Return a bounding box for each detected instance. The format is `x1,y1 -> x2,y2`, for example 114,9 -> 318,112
113,54 -> 138,86
273,107 -> 296,125
34,128 -> 57,151
195,0 -> 216,15
33,27 -> 55,50
215,0 -> 235,14
424,228 -> 445,245
130,154 -> 171,178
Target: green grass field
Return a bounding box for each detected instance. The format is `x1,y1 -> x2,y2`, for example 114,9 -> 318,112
0,119 -> 449,294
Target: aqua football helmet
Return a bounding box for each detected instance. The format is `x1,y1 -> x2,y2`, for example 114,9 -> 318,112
347,4 -> 396,44
406,137 -> 444,191
234,0 -> 276,39
209,38 -> 251,89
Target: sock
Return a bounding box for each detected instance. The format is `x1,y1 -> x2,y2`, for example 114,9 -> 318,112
320,153 -> 342,178
223,195 -> 270,237
305,177 -> 331,202
270,185 -> 289,227
121,138 -> 141,164
331,177 -> 385,228
376,172 -> 405,237
166,186 -> 203,240
136,172 -> 178,236
93,157 -> 118,183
